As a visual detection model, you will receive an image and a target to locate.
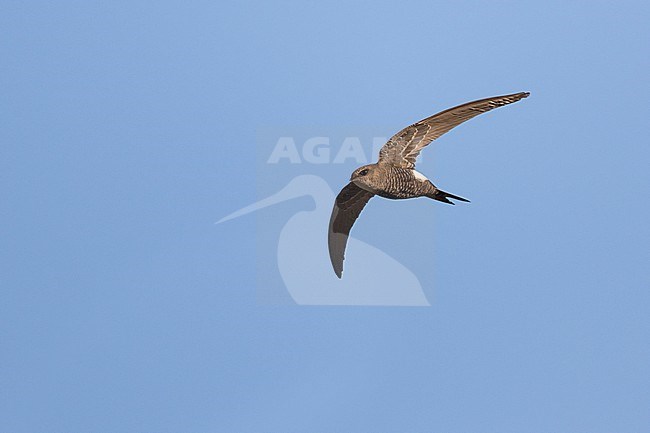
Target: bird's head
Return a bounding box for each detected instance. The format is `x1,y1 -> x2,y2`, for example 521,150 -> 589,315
350,164 -> 379,192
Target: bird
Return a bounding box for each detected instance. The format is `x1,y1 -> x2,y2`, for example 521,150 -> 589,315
328,91 -> 530,278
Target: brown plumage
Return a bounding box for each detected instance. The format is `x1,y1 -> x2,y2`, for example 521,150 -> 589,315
328,92 -> 530,278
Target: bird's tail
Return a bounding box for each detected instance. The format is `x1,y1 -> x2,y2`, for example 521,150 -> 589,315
426,188 -> 470,205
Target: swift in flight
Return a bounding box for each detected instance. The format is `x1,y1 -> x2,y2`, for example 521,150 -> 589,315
328,92 -> 530,278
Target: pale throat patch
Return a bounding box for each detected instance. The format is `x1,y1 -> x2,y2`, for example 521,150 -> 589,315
412,170 -> 429,182
352,179 -> 377,193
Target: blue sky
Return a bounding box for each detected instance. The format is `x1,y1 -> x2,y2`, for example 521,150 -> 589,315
2,1 -> 649,432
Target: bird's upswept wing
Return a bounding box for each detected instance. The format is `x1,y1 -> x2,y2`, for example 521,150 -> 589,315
378,92 -> 529,169
328,182 -> 375,278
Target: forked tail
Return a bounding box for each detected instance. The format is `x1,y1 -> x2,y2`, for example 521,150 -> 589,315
426,188 -> 470,205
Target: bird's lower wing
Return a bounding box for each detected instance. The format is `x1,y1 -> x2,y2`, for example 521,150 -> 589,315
328,182 -> 375,278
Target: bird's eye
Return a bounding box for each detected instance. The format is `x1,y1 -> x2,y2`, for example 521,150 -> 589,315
359,169 -> 369,176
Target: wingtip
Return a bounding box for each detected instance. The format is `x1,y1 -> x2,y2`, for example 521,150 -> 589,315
520,91 -> 531,98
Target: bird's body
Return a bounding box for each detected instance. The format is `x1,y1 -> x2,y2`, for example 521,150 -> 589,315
349,163 -> 467,203
328,91 -> 530,277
